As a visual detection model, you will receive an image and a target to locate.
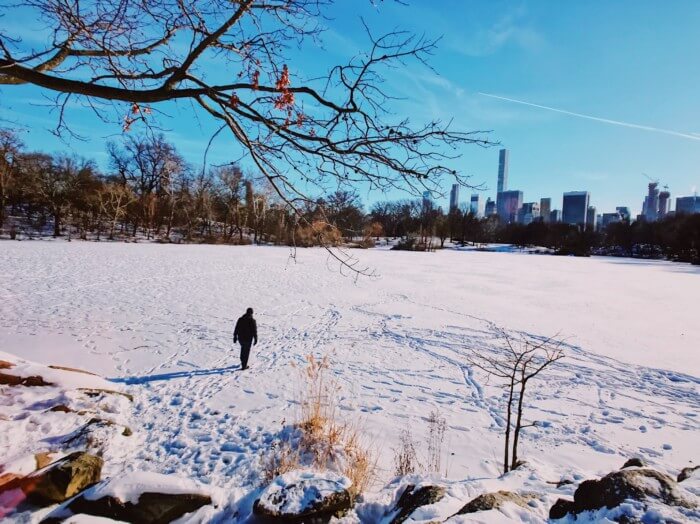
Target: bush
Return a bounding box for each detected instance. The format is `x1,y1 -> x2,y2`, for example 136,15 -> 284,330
263,355 -> 376,497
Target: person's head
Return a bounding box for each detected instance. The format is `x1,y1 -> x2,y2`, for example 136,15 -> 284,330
246,307 -> 254,316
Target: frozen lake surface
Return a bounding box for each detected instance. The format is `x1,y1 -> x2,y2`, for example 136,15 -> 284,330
1,242 -> 698,502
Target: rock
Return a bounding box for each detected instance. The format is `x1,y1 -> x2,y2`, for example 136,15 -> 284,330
5,452 -> 103,506
48,365 -> 97,376
48,405 -> 74,413
78,388 -> 133,402
0,472 -> 23,489
62,418 -> 130,452
0,371 -> 53,387
35,452 -> 56,470
60,491 -> 212,524
388,484 -> 445,524
622,458 -> 645,469
253,472 -> 353,523
570,468 -> 695,515
455,490 -> 532,514
678,466 -> 699,483
549,498 -> 576,519
0,360 -> 14,369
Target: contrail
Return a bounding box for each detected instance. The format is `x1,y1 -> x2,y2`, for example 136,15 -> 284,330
479,92 -> 700,142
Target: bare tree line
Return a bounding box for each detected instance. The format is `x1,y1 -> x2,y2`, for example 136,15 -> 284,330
0,130 -> 356,245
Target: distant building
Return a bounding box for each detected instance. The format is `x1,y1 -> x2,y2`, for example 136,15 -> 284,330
449,184 -> 459,211
645,182 -> 660,221
469,194 -> 482,217
562,191 -> 590,225
422,190 -> 432,209
484,197 -> 497,216
540,198 -> 552,223
518,202 -> 540,224
616,206 -> 631,221
602,212 -> 622,228
586,206 -> 596,229
658,190 -> 671,218
676,195 -> 700,215
497,149 -> 509,194
497,190 -> 523,224
550,209 -> 562,222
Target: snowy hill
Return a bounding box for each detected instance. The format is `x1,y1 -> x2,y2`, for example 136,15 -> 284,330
0,242 -> 698,522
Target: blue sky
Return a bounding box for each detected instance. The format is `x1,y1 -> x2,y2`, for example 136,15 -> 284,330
2,0 -> 699,215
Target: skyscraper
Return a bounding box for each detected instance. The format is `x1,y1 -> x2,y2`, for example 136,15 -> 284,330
518,202 -> 540,224
484,198 -> 496,216
616,206 -> 631,221
497,149 -> 509,194
658,190 -> 671,218
602,212 -> 622,228
586,206 -> 596,229
676,195 -> 700,215
540,198 -> 551,223
495,149 -> 510,224
469,194 -> 482,217
449,184 -> 459,211
562,191 -> 590,225
550,209 -> 562,222
422,191 -> 432,212
645,182 -> 660,221
497,190 -> 523,224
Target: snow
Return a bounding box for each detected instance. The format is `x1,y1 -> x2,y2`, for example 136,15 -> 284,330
256,470 -> 351,515
82,471 -> 215,505
1,242 -> 699,522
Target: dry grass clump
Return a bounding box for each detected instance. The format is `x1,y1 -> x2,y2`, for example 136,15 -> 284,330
393,409 -> 448,477
262,354 -> 376,496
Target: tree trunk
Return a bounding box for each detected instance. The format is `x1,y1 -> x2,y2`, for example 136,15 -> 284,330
53,211 -> 61,237
511,379 -> 527,470
503,379 -> 516,475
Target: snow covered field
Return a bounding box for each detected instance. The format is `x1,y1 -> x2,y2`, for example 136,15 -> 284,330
1,242 -> 699,520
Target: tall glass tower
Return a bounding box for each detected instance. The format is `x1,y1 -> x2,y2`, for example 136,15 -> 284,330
497,149 -> 509,194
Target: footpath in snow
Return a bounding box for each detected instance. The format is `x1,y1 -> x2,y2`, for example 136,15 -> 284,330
0,242 -> 698,522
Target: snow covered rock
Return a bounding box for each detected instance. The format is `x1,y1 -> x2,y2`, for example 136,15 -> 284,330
0,370 -> 53,387
45,472 -> 213,524
253,471 -> 353,523
678,465 -> 699,483
549,467 -> 697,519
621,457 -> 645,469
548,498 -> 576,519
0,452 -> 103,506
385,484 -> 445,524
453,490 -> 535,515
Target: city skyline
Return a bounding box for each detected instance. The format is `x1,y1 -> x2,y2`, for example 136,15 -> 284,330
439,147 -> 699,221
2,2 -> 699,218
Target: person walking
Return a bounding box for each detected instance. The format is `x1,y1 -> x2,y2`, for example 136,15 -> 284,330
234,307 -> 258,370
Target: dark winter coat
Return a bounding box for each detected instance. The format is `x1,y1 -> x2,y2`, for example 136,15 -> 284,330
234,313 -> 257,344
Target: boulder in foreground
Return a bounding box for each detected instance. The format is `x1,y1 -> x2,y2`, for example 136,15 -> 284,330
253,471 -> 353,523
387,484 -> 445,524
44,472 -> 212,524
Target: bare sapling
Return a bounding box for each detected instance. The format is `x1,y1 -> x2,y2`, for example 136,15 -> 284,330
467,326 -> 564,474
426,409 -> 447,475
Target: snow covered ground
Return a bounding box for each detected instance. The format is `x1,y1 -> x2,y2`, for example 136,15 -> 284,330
1,242 -> 698,520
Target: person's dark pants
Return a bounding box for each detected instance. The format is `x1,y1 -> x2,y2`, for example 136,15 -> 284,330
239,340 -> 252,369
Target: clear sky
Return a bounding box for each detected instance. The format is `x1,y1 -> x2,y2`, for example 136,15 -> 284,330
2,0 -> 699,216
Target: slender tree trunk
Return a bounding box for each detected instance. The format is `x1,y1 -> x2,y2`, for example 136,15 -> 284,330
53,211 -> 61,237
503,380 -> 515,474
511,379 -> 527,470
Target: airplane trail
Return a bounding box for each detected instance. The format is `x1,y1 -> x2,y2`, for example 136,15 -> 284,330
479,92 -> 700,142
